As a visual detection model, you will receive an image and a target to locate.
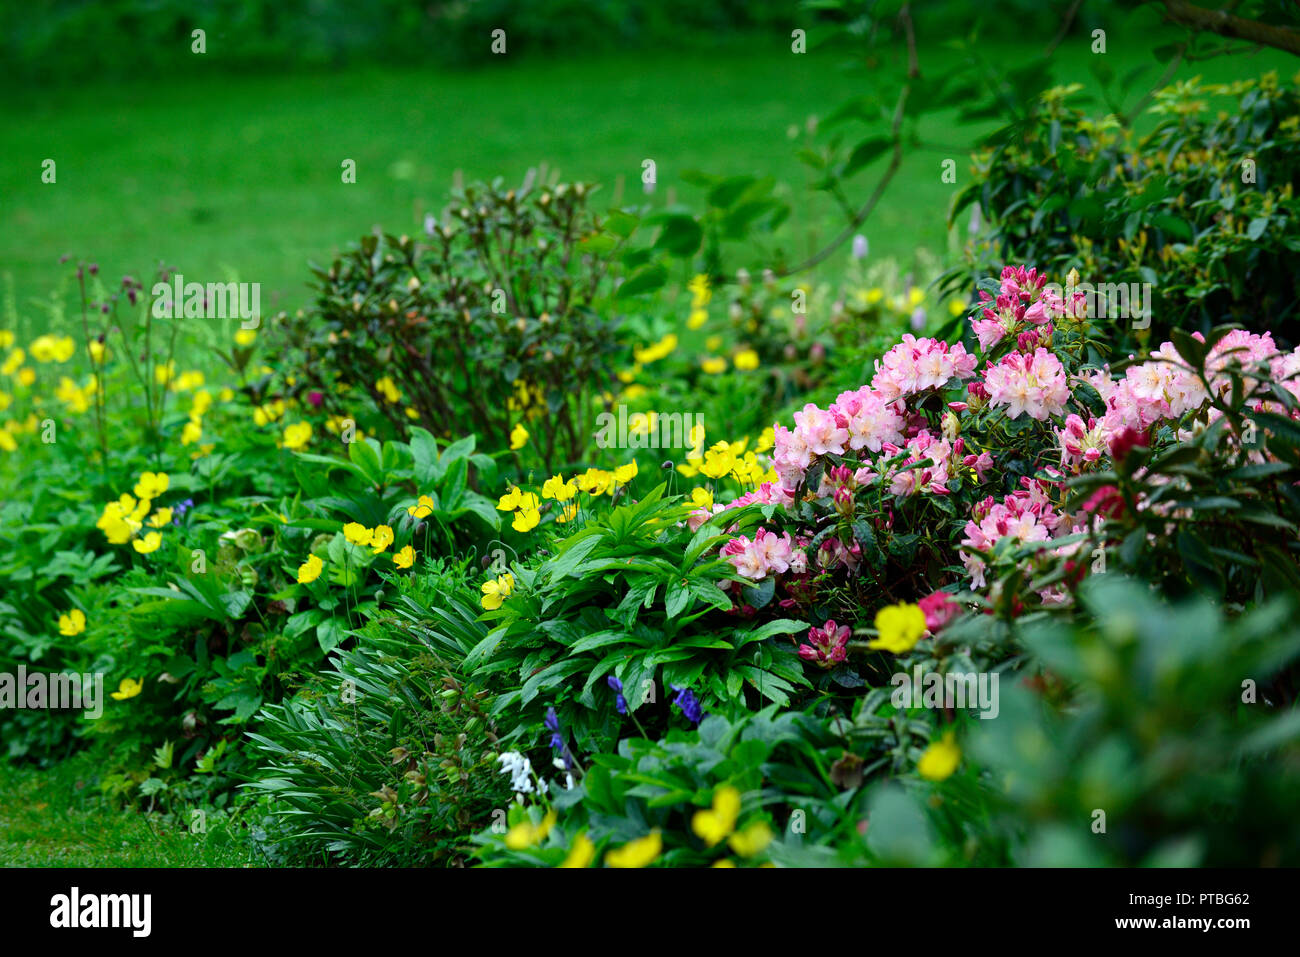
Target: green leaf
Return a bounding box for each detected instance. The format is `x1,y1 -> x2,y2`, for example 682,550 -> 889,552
843,137 -> 891,179
617,262 -> 668,300
348,438 -> 385,485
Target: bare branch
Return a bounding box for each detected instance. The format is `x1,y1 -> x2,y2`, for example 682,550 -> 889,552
1160,0 -> 1300,56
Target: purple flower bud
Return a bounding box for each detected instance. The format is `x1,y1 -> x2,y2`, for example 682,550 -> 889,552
670,684 -> 705,725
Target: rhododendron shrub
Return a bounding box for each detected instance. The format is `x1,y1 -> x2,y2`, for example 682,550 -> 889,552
707,266 -> 1300,660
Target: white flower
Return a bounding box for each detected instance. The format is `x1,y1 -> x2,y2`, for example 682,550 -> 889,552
497,751 -> 535,794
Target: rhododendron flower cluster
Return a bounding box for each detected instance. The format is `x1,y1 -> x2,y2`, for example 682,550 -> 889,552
706,266 -> 1300,649
971,265 -> 1086,351
871,334 -> 978,400
721,527 -> 797,581
799,620 -> 850,669
959,478 -> 1074,589
984,347 -> 1070,421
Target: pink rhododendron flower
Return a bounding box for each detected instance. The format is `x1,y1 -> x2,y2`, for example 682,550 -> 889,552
799,620 -> 850,669
793,403 -> 849,457
1056,414 -> 1110,470
918,591 -> 960,633
983,348 -> 1069,421
830,387 -> 906,452
872,335 -> 977,400
721,527 -> 794,580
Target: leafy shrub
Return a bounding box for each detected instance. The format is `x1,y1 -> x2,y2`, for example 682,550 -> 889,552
275,179 -> 630,469
967,577 -> 1300,866
947,73 -> 1300,349
247,559 -> 510,865
407,484 -> 814,751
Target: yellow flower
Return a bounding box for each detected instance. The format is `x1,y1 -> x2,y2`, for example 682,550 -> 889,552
235,329 -> 257,346
576,468 -> 614,496
17,368 -> 35,387
512,506 -> 540,532
948,299 -> 967,317
190,389 -> 213,417
558,831 -> 596,868
711,859 -> 737,868
700,444 -> 735,480
0,428 -> 15,453
542,474 -> 577,501
172,370 -> 205,392
56,376 -> 90,413
733,349 -> 760,371
690,487 -> 714,510
633,333 -> 678,364
496,486 -> 523,511
148,508 -> 173,528
181,419 -> 203,445
613,461 -> 638,484
393,545 -> 416,569
133,531 -> 162,554
407,494 -> 435,518
687,308 -> 708,330
96,501 -> 135,545
480,573 -> 514,610
343,522 -> 373,546
297,554 -> 324,584
58,609 -> 86,636
505,809 -> 557,850
120,493 -> 151,523
556,502 -> 579,523
375,375 -> 401,404
606,830 -> 662,868
868,602 -> 927,653
369,524 -> 394,554
253,399 -> 286,427
154,360 -> 175,386
693,786 -> 741,846
688,273 -> 712,308
0,331 -> 11,349
727,820 -> 773,858
133,471 -> 170,500
283,421 -> 312,450
30,334 -> 75,363
2,349 -> 24,376
510,423 -> 529,450
110,678 -> 144,701
701,357 -> 727,374
917,730 -> 961,781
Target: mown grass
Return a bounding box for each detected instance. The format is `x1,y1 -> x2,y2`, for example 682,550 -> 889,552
2,38 -> 1282,331
0,756 -> 258,867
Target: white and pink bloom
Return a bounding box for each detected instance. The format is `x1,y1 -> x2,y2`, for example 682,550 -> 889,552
722,527 -> 795,580
799,620 -> 851,669
983,348 -> 1069,421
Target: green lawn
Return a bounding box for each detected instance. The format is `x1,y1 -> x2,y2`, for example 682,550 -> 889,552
3,38 -> 1281,332
0,757 -> 256,867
